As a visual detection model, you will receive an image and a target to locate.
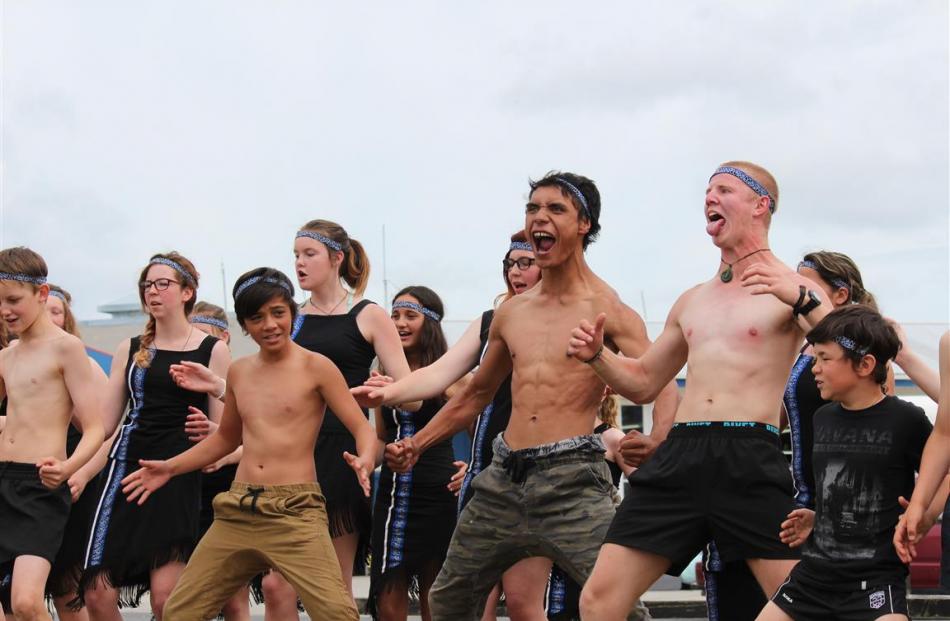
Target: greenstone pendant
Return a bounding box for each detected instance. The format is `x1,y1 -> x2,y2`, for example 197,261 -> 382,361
720,266 -> 733,283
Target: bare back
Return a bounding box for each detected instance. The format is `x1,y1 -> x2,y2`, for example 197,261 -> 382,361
499,276 -> 641,449
228,344 -> 329,485
675,267 -> 803,426
0,334 -> 81,462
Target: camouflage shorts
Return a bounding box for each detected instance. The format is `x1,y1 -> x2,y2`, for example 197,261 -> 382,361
428,433 -> 650,620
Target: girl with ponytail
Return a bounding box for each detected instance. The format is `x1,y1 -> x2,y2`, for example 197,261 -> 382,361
260,221 -> 414,618
79,252 -> 230,621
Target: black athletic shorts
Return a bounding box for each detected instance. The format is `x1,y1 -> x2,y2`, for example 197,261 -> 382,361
772,572 -> 908,620
0,462 -> 71,569
604,421 -> 799,575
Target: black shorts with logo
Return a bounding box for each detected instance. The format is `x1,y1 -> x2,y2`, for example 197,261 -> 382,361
772,571 -> 908,620
604,421 -> 799,575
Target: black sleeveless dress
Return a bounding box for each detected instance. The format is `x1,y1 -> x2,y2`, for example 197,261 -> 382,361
79,335 -> 215,607
291,300 -> 377,537
458,309 -> 512,510
366,401 -> 457,618
47,425 -> 102,600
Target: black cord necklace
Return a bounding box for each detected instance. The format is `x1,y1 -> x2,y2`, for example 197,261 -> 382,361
720,248 -> 770,283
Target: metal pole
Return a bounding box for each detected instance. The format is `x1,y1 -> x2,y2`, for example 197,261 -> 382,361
221,261 -> 228,312
382,224 -> 389,304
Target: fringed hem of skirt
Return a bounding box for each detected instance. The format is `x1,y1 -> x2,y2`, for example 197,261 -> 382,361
74,542 -> 194,610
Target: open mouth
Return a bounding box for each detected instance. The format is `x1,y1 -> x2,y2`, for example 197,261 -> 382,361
398,330 -> 412,340
532,231 -> 556,253
705,212 -> 726,236
297,270 -> 307,280
511,281 -> 527,293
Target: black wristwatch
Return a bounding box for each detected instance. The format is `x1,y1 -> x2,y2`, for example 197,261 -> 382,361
792,286 -> 822,317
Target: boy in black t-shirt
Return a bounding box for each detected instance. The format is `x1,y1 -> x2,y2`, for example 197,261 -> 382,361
759,305 -> 948,621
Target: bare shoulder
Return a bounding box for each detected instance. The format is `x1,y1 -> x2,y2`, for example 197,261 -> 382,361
53,332 -> 87,358
668,283 -> 705,319
299,345 -> 338,376
354,301 -> 388,330
493,293 -> 529,324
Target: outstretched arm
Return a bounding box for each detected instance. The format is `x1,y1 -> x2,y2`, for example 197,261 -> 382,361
352,317 -> 482,408
895,331 -> 950,559
387,318 -> 513,473
568,292 -> 691,404
360,304 -> 422,411
891,320 -> 940,402
319,358 -> 377,497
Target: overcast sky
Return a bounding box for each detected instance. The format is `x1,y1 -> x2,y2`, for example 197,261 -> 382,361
2,1 -> 948,327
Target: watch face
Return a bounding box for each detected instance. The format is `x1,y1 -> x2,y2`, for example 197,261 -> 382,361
808,290 -> 822,303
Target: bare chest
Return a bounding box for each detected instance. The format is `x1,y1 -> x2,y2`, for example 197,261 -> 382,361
2,348 -> 63,401
680,285 -> 796,352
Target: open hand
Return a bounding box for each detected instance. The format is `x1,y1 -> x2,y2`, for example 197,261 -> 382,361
343,451 -> 373,497
350,384 -> 387,409
384,438 -> 419,474
741,263 -> 803,307
779,508 -> 815,548
619,430 -> 659,468
170,361 -> 222,397
185,406 -> 217,442
448,460 -> 468,495
37,457 -> 69,489
121,459 -> 173,505
567,313 -> 606,362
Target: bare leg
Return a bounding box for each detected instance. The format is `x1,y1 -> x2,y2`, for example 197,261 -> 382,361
753,602 -> 794,621
10,556 -> 53,621
261,572 -> 299,621
221,586 -> 251,621
479,585 -> 501,621
79,575 -> 122,621
52,593 -> 89,621
148,562 -> 186,621
745,559 -> 798,599
330,531 -> 359,600
417,561 -> 442,621
373,573 -> 409,621
579,544 -> 669,621
501,557 -> 552,621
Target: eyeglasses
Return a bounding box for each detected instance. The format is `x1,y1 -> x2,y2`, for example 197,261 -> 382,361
139,278 -> 181,292
503,257 -> 536,271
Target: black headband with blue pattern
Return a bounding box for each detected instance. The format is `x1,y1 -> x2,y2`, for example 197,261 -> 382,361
553,178 -> 591,220
392,300 -> 441,322
710,166 -> 775,214
296,231 -> 343,253
835,336 -> 869,356
48,290 -> 68,303
797,260 -> 851,291
234,276 -> 293,300
191,315 -> 229,331
509,241 -> 533,252
0,272 -> 47,286
149,257 -> 197,287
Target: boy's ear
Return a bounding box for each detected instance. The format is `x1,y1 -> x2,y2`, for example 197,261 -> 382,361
856,353 -> 878,378
36,283 -> 50,302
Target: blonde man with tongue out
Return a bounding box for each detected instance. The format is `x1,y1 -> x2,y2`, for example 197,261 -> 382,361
569,161 -> 833,620
383,171 -> 679,621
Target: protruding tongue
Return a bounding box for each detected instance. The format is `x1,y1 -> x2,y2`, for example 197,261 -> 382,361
706,218 -> 725,237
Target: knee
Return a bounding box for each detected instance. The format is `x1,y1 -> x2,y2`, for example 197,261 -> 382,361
579,583 -> 613,621
150,584 -> 177,620
502,588 -> 543,617
261,573 -> 296,610
10,593 -> 45,621
81,586 -> 115,615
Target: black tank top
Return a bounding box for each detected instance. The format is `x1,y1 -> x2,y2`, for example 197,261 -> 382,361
594,422 -> 624,487
291,299 -> 377,435
118,335 -> 216,461
382,400 -> 455,485
783,352 -> 828,509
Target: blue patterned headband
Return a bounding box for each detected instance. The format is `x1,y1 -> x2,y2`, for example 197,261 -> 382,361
149,258 -> 197,287
234,276 -> 293,300
0,272 -> 47,286
710,166 -> 775,214
835,336 -> 869,356
553,178 -> 591,219
392,300 -> 441,322
798,260 -> 850,291
296,231 -> 343,253
191,315 -> 229,331
509,241 -> 533,252
48,290 -> 68,303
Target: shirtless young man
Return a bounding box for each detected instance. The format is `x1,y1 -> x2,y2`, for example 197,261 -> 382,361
0,247 -> 104,621
120,268 -> 377,621
568,162 -> 831,620
384,171 -> 679,621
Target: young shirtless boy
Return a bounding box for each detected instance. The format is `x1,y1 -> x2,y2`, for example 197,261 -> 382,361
0,247 -> 104,621
378,171 -> 678,620
120,268 -> 376,621
760,305 -> 949,620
